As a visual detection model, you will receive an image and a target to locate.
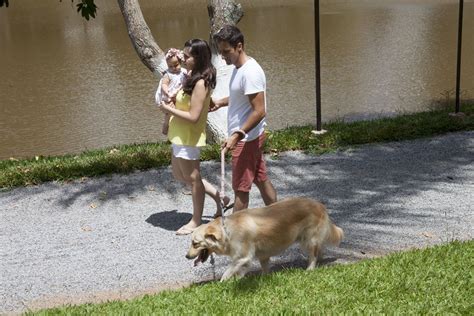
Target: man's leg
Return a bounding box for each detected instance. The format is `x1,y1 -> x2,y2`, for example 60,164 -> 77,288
233,190 -> 249,212
230,138 -> 251,213
254,133 -> 277,206
255,179 -> 277,206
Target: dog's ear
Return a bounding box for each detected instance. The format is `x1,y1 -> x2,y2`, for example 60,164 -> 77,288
204,225 -> 222,245
204,233 -> 218,242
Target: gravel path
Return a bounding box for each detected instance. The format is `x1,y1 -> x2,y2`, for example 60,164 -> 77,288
1,131 -> 473,314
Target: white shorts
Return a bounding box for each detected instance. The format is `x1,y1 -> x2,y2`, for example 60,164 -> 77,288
172,144 -> 201,160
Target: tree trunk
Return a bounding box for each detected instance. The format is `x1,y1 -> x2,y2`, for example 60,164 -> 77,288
117,0 -> 244,143
117,0 -> 167,76
206,0 -> 244,143
207,0 -> 243,54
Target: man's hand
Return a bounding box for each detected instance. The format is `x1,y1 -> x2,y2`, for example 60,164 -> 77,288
209,97 -> 229,112
209,99 -> 221,112
221,133 -> 243,154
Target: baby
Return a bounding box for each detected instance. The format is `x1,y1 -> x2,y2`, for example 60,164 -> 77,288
155,48 -> 187,135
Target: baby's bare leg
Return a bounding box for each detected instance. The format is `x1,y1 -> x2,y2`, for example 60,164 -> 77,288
162,113 -> 170,135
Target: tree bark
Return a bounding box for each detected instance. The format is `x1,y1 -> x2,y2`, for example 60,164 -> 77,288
207,0 -> 243,54
206,0 -> 244,143
117,0 -> 244,143
117,0 -> 167,77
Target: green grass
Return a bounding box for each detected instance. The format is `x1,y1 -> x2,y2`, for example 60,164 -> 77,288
29,240 -> 474,315
1,104 -> 473,189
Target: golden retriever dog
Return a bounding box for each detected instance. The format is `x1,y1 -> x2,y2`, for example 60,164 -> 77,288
186,197 -> 344,281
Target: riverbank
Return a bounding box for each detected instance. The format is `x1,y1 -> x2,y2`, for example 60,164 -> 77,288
1,104 -> 473,189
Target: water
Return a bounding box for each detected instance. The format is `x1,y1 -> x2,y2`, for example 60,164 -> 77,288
0,0 -> 473,159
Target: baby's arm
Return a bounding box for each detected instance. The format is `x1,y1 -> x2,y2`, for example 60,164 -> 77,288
161,74 -> 171,99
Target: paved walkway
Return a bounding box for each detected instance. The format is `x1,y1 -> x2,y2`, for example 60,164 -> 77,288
1,131 -> 473,314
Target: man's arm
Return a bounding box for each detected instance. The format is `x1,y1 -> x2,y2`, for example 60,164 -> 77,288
209,97 -> 229,112
240,91 -> 265,134
222,91 -> 265,152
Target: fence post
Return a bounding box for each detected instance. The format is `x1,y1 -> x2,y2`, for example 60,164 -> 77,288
312,0 -> 327,135
454,0 -> 464,114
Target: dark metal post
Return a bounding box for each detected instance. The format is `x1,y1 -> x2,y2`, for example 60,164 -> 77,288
315,0 -> 322,131
455,0 -> 464,113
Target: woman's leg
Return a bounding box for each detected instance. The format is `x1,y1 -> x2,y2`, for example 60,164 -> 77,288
175,157 -> 205,232
171,155 -> 186,183
171,155 -> 192,194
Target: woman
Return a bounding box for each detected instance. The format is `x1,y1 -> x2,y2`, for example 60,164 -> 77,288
160,39 -> 230,235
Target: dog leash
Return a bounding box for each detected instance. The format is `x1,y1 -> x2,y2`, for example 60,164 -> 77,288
219,148 -> 234,235
209,149 -> 231,278
220,148 -> 228,227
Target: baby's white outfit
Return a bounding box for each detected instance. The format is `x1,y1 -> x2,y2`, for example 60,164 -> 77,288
155,69 -> 187,103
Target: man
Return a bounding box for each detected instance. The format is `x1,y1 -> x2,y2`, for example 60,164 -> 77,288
210,25 -> 277,212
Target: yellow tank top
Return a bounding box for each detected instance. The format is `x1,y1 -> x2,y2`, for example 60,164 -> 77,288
167,89 -> 209,147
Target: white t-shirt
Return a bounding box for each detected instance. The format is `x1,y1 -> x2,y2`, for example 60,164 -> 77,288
228,58 -> 267,142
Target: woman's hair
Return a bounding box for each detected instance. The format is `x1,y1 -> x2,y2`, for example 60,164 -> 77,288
182,39 -> 216,95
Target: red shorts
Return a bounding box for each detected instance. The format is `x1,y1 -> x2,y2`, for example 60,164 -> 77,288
231,133 -> 268,192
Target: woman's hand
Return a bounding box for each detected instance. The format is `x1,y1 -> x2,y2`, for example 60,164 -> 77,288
160,101 -> 175,113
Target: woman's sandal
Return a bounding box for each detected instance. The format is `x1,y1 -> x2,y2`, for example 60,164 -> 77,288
175,225 -> 196,235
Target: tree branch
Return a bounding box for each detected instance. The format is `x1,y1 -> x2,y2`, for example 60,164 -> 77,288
117,0 -> 167,77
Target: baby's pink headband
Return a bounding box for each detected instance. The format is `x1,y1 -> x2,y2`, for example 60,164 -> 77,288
165,48 -> 184,62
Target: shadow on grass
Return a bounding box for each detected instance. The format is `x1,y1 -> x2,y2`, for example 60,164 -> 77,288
194,253 -> 342,294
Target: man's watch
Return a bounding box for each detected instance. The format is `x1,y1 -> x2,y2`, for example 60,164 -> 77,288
232,129 -> 247,140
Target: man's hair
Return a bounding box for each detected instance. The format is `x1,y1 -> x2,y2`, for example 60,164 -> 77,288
213,25 -> 244,48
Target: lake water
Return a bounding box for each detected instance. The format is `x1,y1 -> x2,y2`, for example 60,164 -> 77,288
0,0 -> 473,159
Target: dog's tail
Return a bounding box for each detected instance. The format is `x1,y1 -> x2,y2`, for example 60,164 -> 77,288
326,221 -> 344,247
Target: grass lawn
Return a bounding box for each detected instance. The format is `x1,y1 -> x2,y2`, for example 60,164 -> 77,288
30,240 -> 473,315
1,104 -> 473,190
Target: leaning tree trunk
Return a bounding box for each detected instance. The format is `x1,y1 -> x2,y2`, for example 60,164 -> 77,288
117,0 -> 168,77
117,0 -> 243,143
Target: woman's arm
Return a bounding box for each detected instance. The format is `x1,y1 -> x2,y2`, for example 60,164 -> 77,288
160,79 -> 207,123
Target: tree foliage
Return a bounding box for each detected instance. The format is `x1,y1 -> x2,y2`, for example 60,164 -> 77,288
71,0 -> 98,21
1,0 -> 98,20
